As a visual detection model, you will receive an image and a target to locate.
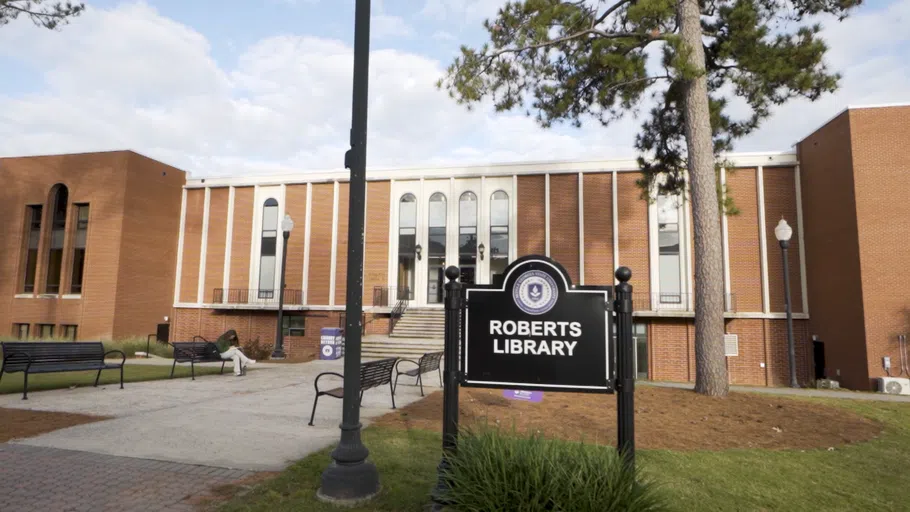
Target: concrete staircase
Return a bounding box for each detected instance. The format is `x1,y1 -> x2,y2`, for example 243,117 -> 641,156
390,308 -> 445,339
362,335 -> 444,359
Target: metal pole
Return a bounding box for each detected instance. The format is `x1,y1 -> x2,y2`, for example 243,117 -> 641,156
318,0 -> 379,502
781,240 -> 798,388
432,266 -> 462,510
614,266 -> 635,468
271,230 -> 290,359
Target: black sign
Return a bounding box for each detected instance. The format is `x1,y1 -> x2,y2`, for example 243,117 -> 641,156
460,255 -> 613,393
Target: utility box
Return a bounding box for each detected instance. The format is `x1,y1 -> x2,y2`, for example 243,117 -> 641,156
319,328 -> 344,360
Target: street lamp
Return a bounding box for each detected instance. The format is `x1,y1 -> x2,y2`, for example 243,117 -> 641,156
774,218 -> 798,388
318,0 -> 380,504
271,214 -> 294,360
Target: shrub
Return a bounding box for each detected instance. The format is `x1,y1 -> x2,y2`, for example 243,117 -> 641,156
242,337 -> 273,360
438,427 -> 667,512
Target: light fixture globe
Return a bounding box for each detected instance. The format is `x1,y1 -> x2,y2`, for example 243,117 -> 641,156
281,214 -> 295,233
774,218 -> 792,242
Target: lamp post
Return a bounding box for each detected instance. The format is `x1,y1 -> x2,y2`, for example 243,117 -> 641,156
317,0 -> 379,503
774,218 -> 799,388
271,214 -> 294,360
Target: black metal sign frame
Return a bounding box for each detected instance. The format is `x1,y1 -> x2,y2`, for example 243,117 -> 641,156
459,255 -> 614,394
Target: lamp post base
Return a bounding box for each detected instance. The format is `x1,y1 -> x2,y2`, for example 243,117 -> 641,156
269,349 -> 286,360
317,459 -> 380,504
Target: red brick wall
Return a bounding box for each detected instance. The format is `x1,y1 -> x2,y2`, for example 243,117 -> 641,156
724,319 -> 766,385
229,187 -> 254,291
364,181 -> 391,306
179,189 -> 205,303
617,173 -> 650,309
201,188 -> 229,303
517,175 -> 546,256
763,167 -> 804,314
848,106 -> 910,387
725,168 -> 763,312
549,174 -> 579,282
284,185 -> 308,296
335,182 -> 350,306
583,173 -> 614,286
307,183 -> 334,305
649,319 -> 692,382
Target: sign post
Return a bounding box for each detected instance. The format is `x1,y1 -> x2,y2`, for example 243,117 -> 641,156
430,255 -> 636,506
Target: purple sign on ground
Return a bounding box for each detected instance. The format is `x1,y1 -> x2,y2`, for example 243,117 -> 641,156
503,389 -> 544,403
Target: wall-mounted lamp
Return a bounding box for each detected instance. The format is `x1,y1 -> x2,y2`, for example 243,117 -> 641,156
478,242 -> 485,261
163,316 -> 169,323
415,244 -> 422,260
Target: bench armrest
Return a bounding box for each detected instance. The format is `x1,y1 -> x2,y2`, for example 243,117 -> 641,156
314,371 -> 344,392
2,350 -> 33,371
104,350 -> 127,365
395,358 -> 419,373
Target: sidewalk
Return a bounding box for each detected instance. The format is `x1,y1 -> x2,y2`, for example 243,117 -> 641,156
643,380 -> 910,402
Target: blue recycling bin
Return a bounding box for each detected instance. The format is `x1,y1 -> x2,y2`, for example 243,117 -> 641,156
319,327 -> 344,360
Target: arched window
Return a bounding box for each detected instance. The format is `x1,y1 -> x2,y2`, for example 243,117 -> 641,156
45,184 -> 68,294
397,194 -> 417,300
427,192 -> 447,303
458,191 -> 477,285
489,190 -> 509,281
258,198 -> 279,299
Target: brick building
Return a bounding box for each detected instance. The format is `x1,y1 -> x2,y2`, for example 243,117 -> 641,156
2,104 -> 907,390
0,151 -> 186,340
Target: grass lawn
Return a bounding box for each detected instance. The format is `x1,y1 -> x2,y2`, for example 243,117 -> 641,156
215,394 -> 910,512
0,364 -> 227,395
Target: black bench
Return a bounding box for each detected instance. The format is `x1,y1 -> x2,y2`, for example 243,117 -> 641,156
0,341 -> 125,400
393,351 -> 443,397
308,357 -> 398,426
170,341 -> 229,380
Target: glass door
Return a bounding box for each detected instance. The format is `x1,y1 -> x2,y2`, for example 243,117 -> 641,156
427,193 -> 447,304
397,194 -> 417,302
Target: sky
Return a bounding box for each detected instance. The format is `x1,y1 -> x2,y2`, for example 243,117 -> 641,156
0,0 -> 907,178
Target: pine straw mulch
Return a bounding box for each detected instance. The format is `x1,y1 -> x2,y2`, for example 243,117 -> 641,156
0,407 -> 110,443
373,385 -> 882,451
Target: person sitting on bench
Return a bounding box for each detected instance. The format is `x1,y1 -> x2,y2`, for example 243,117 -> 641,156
214,330 -> 256,376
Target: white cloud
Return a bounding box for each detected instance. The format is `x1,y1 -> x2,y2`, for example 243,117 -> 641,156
0,0 -> 907,177
372,14 -> 416,39
420,0 -> 505,23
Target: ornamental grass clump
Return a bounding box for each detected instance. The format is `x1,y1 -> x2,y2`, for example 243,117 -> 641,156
439,427 -> 667,512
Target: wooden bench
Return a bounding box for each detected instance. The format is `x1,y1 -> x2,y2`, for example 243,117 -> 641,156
0,341 -> 126,400
393,351 -> 443,397
170,341 -> 229,380
308,357 -> 398,426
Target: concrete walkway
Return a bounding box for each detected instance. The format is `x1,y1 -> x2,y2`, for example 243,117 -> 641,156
0,359 -> 437,471
644,380 -> 910,402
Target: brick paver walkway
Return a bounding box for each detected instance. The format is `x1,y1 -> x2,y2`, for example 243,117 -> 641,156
0,444 -> 253,512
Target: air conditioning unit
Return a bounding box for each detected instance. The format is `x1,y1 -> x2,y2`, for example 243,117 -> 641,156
878,377 -> 910,395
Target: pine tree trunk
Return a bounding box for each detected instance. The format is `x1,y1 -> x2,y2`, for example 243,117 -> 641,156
677,0 -> 729,396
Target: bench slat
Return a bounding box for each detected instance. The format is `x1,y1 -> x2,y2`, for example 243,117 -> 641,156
1,342 -> 110,373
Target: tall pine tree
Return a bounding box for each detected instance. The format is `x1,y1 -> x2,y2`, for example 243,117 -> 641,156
439,0 -> 860,396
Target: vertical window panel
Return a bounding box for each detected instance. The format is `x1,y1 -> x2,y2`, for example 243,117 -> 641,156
258,198 -> 279,298
45,185 -> 68,294
490,191 -> 510,281
22,205 -> 43,293
397,194 -> 417,300
459,192 -> 477,285
70,204 -> 89,294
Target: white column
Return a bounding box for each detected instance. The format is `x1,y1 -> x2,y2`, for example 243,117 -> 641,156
720,168 -> 732,311
221,186 -> 235,303
578,172 -> 585,285
329,181 -> 340,306
173,188 -> 188,304
302,182 -> 313,305
795,164 -> 809,315
757,166 -> 771,314
196,187 -> 211,304
612,171 -> 619,284
545,173 -> 551,257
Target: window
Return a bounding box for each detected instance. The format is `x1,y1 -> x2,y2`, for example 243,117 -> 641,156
489,191 -> 510,281
13,323 -> 30,340
70,204 -> 89,294
22,205 -> 43,293
282,316 -> 305,336
397,194 -> 417,300
38,324 -> 55,339
657,194 -> 682,304
258,198 -> 279,299
427,193 -> 447,304
459,192 -> 478,285
45,185 -> 68,294
62,324 -> 78,341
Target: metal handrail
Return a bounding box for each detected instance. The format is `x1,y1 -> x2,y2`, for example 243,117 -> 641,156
388,288 -> 410,335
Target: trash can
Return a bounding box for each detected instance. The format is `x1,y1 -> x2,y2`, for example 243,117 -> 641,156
319,327 -> 344,360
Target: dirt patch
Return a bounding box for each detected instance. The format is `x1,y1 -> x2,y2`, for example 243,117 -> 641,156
186,471 -> 280,510
0,407 -> 109,443
373,386 -> 882,450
